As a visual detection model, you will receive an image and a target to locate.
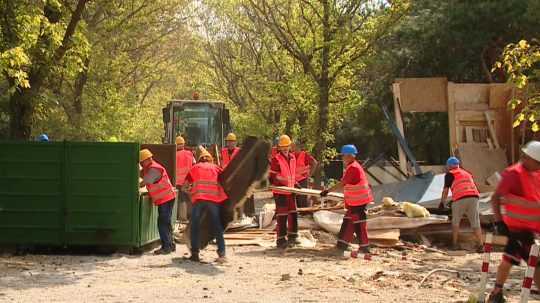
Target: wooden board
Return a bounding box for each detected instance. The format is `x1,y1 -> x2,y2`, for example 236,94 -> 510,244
269,186 -> 344,201
394,78 -> 448,112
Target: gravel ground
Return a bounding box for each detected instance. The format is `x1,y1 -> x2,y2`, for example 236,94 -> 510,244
1,244 -> 540,303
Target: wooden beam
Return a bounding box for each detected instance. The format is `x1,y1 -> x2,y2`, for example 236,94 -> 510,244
392,83 -> 408,177
484,111 -> 500,149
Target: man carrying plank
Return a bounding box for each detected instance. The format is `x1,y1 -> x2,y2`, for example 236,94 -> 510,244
321,144 -> 373,256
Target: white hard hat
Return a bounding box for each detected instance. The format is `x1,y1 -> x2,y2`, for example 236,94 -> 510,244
522,141 -> 540,162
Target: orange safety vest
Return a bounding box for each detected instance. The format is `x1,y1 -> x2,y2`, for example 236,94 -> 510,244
143,161 -> 176,206
501,163 -> 540,233
176,149 -> 194,186
449,168 -> 479,202
189,162 -> 228,204
342,161 -> 373,206
271,152 -> 296,196
295,151 -> 310,182
221,147 -> 240,168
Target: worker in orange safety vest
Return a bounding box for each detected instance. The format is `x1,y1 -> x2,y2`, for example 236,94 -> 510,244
175,136 -> 195,220
439,156 -> 482,251
321,144 -> 373,257
140,149 -> 177,255
487,141 -> 540,303
220,132 -> 240,168
270,134 -> 300,249
292,140 -> 318,208
185,147 -> 228,263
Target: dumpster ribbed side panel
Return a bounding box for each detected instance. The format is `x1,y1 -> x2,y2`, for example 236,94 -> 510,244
64,142 -> 139,246
138,192 -> 177,247
0,142 -> 64,245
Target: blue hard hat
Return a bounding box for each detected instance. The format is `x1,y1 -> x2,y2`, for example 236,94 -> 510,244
340,144 -> 358,155
37,134 -> 49,142
446,156 -> 460,167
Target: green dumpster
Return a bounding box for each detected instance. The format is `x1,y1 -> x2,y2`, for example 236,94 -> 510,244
0,141 -> 176,249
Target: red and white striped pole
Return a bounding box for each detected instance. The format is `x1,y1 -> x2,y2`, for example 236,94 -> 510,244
478,233 -> 493,302
520,239 -> 540,303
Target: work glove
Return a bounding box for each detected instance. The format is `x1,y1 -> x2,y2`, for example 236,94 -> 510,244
438,202 -> 445,210
294,183 -> 302,189
320,189 -> 329,197
495,221 -> 509,236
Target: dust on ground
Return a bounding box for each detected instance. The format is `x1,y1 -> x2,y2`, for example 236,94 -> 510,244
1,243 -> 540,303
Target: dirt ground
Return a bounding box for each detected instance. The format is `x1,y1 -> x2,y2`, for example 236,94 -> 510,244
2,242 -> 540,303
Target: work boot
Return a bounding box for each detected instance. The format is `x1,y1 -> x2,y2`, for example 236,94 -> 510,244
215,256 -> 227,264
287,238 -> 301,248
277,239 -> 288,250
189,254 -> 200,262
359,246 -> 371,255
153,247 -> 172,255
487,289 -> 506,303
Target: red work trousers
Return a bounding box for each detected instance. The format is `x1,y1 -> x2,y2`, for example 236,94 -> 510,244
274,194 -> 298,246
337,205 -> 369,250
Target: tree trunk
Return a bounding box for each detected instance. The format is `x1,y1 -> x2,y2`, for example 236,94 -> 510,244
313,0 -> 331,186
8,92 -> 33,139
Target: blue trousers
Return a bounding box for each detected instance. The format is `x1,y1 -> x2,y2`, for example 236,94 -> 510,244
158,199 -> 175,250
191,201 -> 225,256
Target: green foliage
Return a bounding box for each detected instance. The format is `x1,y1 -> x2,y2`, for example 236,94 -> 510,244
497,39 -> 540,132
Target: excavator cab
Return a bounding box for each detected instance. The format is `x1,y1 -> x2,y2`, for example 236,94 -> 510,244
162,100 -> 231,150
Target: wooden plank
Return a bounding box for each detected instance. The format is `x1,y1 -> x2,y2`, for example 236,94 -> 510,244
465,127 -> 473,143
393,84 -> 408,176
484,111 -> 500,149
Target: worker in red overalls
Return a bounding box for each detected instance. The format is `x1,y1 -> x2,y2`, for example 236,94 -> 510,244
487,141 -> 540,303
439,156 -> 482,251
185,147 -> 228,263
139,149 -> 177,255
321,144 -> 372,257
221,133 -> 240,168
292,140 -> 318,207
175,136 -> 195,220
270,134 -> 299,249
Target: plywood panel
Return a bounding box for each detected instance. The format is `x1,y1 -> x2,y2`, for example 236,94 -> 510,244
489,84 -> 513,109
394,77 -> 448,112
452,84 -> 490,105
457,145 -> 508,192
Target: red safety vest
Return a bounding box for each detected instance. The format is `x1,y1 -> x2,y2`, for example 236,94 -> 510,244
189,162 -> 228,204
221,147 -> 240,168
271,152 -> 296,196
449,168 -> 479,202
176,149 -> 194,186
143,161 -> 176,206
501,163 -> 540,233
295,151 -> 310,182
270,147 -> 278,160
342,161 -> 373,206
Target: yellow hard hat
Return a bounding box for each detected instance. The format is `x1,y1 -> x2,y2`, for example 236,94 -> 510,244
175,136 -> 185,145
198,147 -> 213,161
139,149 -> 153,162
225,132 -> 237,141
278,135 -> 292,147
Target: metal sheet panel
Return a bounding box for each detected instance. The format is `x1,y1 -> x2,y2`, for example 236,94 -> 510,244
64,142 -> 139,246
0,142 -> 64,245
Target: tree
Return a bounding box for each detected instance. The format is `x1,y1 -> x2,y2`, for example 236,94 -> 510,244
1,0 -> 89,139
241,1 -> 408,168
497,39 -> 540,133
